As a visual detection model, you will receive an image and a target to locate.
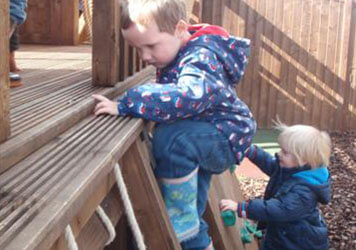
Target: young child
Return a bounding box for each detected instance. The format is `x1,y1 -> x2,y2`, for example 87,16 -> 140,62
93,0 -> 256,249
220,122 -> 331,250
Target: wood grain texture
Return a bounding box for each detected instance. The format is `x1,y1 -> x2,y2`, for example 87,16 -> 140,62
0,0 -> 10,142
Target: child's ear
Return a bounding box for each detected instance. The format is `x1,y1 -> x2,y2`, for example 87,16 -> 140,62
174,20 -> 188,38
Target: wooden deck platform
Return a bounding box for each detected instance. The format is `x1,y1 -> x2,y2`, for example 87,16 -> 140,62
2,45 -> 154,173
10,45 -> 92,137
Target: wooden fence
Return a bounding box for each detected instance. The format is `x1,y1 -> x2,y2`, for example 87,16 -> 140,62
201,0 -> 356,131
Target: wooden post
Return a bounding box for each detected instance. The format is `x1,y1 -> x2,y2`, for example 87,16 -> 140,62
0,0 -> 10,143
92,0 -> 120,86
205,171 -> 259,250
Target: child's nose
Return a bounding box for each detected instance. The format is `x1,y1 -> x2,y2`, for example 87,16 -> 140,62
141,51 -> 152,62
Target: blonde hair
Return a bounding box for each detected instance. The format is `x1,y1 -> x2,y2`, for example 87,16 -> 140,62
120,0 -> 187,34
274,121 -> 331,168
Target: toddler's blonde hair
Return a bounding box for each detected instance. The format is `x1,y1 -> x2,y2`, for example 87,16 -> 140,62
120,0 -> 187,34
274,121 -> 331,168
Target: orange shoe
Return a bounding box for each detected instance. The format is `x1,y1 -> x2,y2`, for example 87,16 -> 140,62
9,72 -> 22,88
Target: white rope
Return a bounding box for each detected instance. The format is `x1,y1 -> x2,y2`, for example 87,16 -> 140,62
82,0 -> 93,41
114,163 -> 147,250
96,205 -> 116,245
65,225 -> 79,250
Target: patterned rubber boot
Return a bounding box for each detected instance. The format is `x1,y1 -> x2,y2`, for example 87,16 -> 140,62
158,168 -> 200,243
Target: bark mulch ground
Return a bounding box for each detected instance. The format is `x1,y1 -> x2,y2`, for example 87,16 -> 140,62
237,131 -> 356,250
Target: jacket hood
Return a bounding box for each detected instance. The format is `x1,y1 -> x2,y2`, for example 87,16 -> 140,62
186,24 -> 251,86
293,166 -> 331,204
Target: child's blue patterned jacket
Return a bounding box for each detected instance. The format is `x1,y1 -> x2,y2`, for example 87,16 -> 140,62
117,25 -> 256,162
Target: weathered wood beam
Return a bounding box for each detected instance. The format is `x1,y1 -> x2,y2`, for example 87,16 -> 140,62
0,66 -> 154,174
205,171 -> 259,250
0,0 -> 10,143
120,139 -> 182,249
92,0 -> 120,86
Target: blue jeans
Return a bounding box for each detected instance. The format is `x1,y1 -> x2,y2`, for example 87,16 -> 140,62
153,120 -> 235,250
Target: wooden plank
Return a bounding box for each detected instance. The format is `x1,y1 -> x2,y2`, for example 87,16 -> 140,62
0,0 -> 10,143
205,170 -> 258,250
274,0 -> 293,124
237,0 -> 257,115
202,0 -> 213,24
319,0 -> 339,130
249,0 -> 265,127
330,1 -> 345,130
75,186 -> 125,250
262,0 -> 277,127
0,67 -> 154,174
186,0 -> 202,24
222,0 -> 232,32
311,0 -> 330,129
256,0 -> 268,127
92,0 -> 120,86
292,0 -> 310,125
50,177 -> 123,250
336,0 -> 353,130
284,0 -> 303,125
344,0 -> 356,129
61,0 -> 79,45
120,139 -> 181,250
266,0 -> 283,127
0,115 -> 144,250
124,43 -> 130,79
212,0 -> 223,26
301,0 -> 321,126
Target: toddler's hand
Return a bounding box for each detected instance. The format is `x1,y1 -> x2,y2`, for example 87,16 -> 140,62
219,199 -> 238,212
92,94 -> 119,116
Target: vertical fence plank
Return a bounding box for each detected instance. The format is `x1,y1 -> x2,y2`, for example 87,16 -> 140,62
202,0 -> 213,24
274,0 -> 292,124
312,0 -> 330,129
301,0 -> 321,126
0,0 -> 10,143
264,0 -> 278,127
345,0 -> 356,129
92,0 -> 120,86
336,0 -> 353,130
265,0 -> 283,127
235,0 -> 249,105
248,0 -> 265,126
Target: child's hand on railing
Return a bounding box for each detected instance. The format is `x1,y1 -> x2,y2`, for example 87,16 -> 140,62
92,94 -> 119,116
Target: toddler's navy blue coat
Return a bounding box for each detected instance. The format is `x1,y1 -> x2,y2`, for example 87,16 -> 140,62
246,146 -> 331,250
